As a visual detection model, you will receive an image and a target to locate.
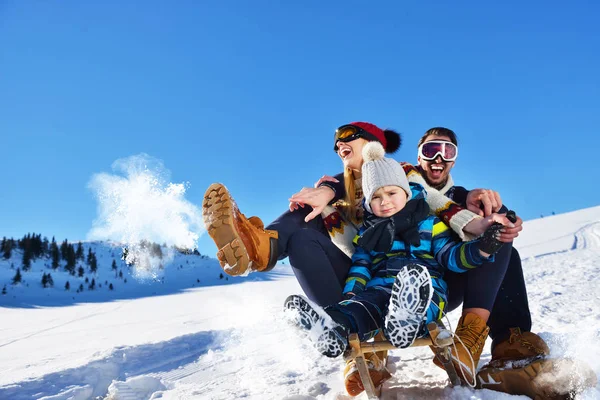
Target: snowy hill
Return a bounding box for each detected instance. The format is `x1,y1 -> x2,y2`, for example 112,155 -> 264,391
1,206 -> 600,400
0,240 -> 292,308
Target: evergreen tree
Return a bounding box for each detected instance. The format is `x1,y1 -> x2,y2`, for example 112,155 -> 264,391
65,244 -> 76,275
47,273 -> 54,287
150,243 -> 163,258
89,278 -> 96,290
22,246 -> 32,271
119,270 -> 123,279
65,281 -> 70,291
111,259 -> 117,271
90,253 -> 97,274
78,283 -> 84,292
42,236 -> 49,255
75,242 -> 84,261
2,237 -> 11,259
31,233 -> 43,258
87,248 -> 93,266
42,273 -> 48,288
78,266 -> 84,277
12,268 -> 22,284
60,239 -> 69,260
1,285 -> 6,295
109,283 -> 114,290
50,241 -> 60,269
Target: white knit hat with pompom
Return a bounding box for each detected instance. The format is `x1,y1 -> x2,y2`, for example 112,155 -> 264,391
361,141 -> 411,213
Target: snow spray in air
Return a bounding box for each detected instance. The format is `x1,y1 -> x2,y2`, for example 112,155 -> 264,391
87,153 -> 204,279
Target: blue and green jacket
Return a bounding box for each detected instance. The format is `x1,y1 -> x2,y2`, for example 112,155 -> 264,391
343,187 -> 493,296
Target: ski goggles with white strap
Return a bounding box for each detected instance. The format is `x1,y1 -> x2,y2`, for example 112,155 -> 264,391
418,140 -> 458,162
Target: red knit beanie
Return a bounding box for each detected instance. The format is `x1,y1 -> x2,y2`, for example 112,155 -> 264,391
347,122 -> 401,154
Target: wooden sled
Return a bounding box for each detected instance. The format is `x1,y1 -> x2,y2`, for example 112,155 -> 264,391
343,321 -> 462,399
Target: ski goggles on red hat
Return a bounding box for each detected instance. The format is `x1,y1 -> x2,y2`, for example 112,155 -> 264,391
333,124 -> 378,152
418,140 -> 458,161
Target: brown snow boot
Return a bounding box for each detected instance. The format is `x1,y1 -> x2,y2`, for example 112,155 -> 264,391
476,328 -> 596,399
343,351 -> 391,396
490,328 -> 550,362
202,183 -> 278,276
433,313 -> 489,384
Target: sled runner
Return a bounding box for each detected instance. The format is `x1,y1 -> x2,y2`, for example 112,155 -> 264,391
344,321 -> 462,399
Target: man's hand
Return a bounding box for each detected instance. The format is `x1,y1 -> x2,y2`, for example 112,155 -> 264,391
289,186 -> 336,222
466,189 -> 503,217
464,212 -> 521,242
498,214 -> 523,241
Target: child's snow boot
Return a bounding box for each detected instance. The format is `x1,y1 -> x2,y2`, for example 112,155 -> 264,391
284,294 -> 348,358
203,183 -> 278,276
384,264 -> 433,348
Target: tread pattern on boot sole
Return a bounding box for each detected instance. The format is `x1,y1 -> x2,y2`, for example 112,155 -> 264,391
202,183 -> 250,276
284,295 -> 347,358
385,264 -> 433,349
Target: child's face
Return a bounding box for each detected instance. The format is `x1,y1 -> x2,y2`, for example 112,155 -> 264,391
370,185 -> 408,218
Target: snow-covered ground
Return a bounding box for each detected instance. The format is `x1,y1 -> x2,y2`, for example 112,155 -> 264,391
1,206 -> 600,400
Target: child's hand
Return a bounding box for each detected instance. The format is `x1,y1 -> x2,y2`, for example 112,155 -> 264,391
478,211 -> 518,256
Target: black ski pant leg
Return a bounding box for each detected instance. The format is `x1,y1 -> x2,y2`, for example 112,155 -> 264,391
267,208 -> 352,307
488,248 -> 532,348
326,288 -> 390,341
444,242 -> 512,317
463,242 -> 512,311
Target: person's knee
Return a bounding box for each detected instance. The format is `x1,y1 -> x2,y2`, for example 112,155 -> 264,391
287,229 -> 320,267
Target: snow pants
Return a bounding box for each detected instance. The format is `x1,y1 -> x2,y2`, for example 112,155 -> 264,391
267,207 -> 532,342
324,275 -> 449,342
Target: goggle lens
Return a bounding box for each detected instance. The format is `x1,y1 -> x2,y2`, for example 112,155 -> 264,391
419,141 -> 458,161
335,126 -> 358,141
334,125 -> 364,151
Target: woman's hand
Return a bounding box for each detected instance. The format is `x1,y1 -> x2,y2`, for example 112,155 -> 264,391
289,186 -> 336,222
466,188 -> 503,216
314,175 -> 339,188
464,212 -> 521,242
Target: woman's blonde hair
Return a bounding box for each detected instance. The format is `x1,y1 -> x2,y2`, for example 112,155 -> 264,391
339,167 -> 359,224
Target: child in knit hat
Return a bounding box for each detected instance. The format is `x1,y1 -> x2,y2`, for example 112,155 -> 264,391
284,141 -> 506,368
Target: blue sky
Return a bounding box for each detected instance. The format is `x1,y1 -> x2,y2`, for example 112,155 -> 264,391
1,1 -> 599,258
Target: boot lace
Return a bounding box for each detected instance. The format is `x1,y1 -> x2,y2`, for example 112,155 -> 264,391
456,321 -> 486,354
508,327 -> 546,355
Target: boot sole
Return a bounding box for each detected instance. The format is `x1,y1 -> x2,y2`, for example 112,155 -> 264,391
385,264 -> 433,349
284,295 -> 347,358
477,357 -> 597,400
202,183 -> 251,276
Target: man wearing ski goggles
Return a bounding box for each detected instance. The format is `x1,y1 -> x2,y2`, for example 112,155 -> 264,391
418,140 -> 458,162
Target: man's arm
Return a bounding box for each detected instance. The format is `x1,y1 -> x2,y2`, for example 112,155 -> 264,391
402,164 -> 481,241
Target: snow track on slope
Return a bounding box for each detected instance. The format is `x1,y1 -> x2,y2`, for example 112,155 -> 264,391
573,222 -> 600,253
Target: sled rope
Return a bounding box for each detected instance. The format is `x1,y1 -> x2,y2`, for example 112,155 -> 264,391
431,304 -> 478,388
343,299 -> 381,328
